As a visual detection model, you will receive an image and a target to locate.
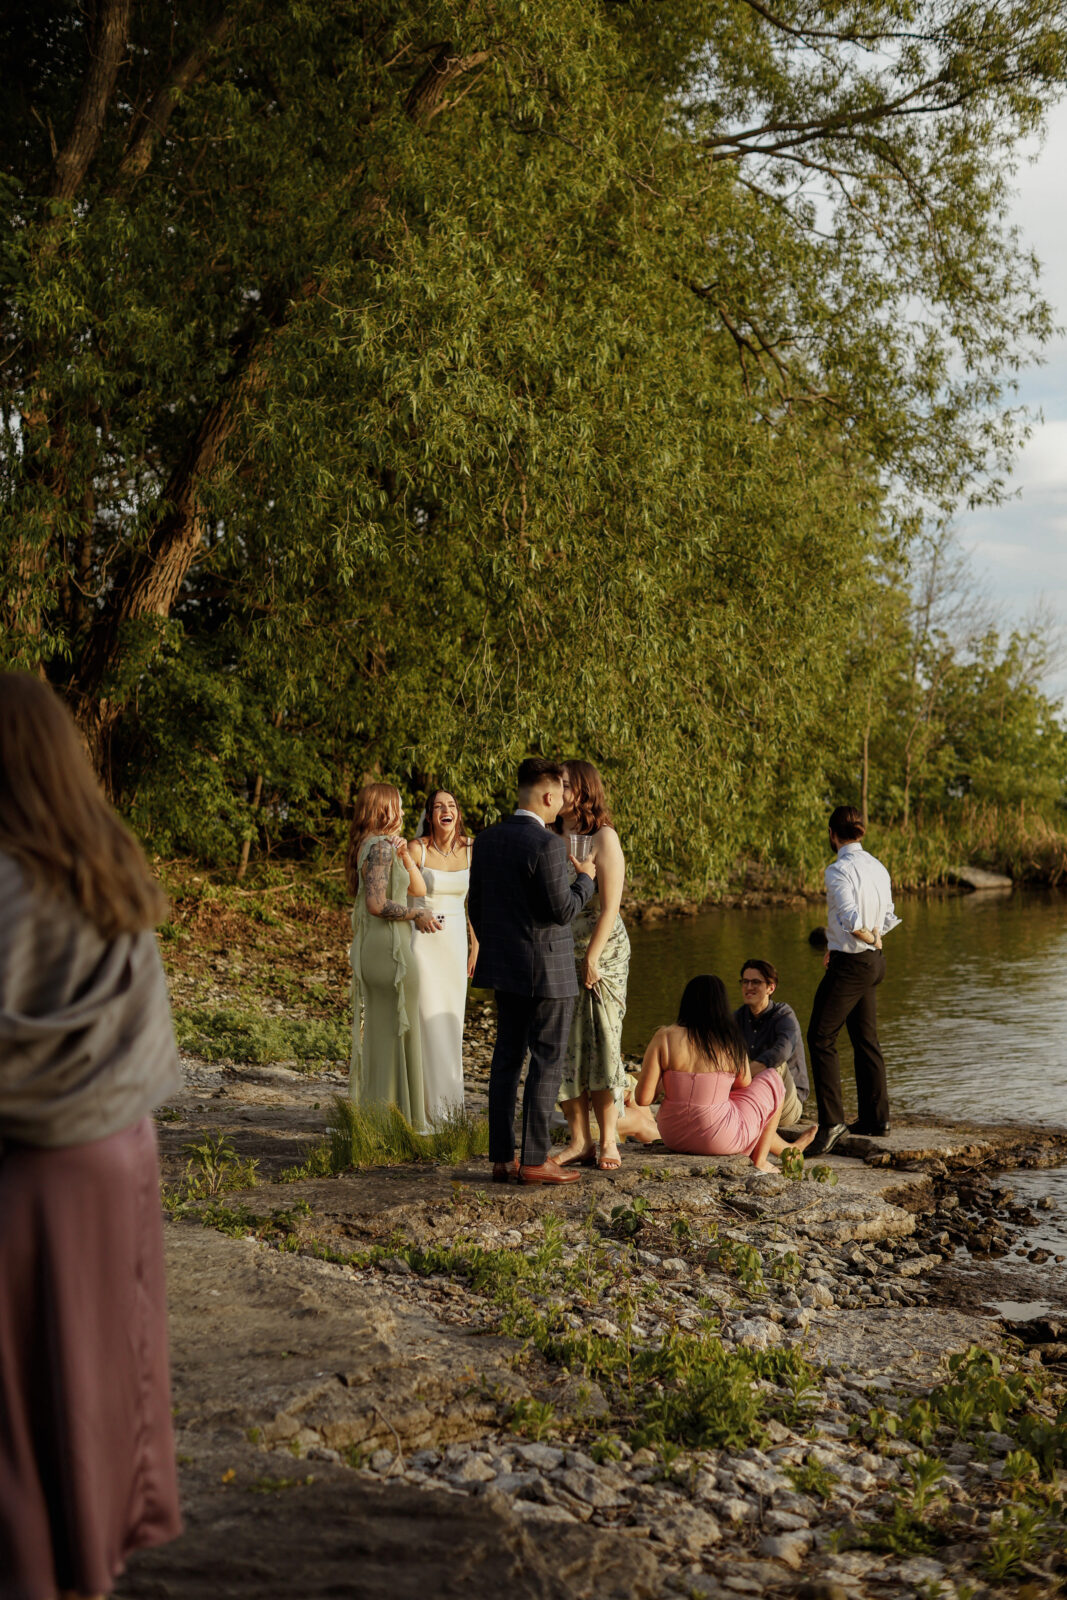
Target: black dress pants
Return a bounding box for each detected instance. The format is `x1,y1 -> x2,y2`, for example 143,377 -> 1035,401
488,991 -> 575,1167
806,950 -> 888,1128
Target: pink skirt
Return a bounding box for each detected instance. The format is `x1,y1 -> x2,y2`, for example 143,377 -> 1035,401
0,1117 -> 181,1600
657,1068 -> 784,1157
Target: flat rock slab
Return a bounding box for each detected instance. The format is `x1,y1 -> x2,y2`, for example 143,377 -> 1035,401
161,1222 -> 530,1455
729,1182 -> 917,1244
950,865 -> 1014,890
115,1450 -> 661,1599
802,1303 -> 1001,1377
836,1125 -> 997,1164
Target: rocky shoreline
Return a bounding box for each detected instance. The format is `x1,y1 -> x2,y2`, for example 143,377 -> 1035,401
112,1020 -> 1067,1600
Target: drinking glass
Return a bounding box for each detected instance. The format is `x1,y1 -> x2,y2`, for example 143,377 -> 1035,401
567,833 -> 594,861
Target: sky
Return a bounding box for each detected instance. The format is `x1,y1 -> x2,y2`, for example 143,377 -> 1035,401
956,98 -> 1067,697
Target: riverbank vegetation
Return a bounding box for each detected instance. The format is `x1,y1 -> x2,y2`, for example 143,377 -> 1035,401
4,3 -> 1067,892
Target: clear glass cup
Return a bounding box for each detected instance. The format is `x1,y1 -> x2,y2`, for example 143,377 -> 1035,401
567,833 -> 594,861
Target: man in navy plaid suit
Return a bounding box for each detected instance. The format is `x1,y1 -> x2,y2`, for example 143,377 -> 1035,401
469,757 -> 596,1185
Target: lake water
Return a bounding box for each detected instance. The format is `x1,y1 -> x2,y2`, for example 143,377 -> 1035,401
622,889 -> 1067,1129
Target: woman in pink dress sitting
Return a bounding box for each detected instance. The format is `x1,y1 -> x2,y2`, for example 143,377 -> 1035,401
636,975 -> 816,1172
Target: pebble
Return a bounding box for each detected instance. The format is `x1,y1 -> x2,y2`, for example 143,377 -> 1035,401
514,1442 -> 565,1471
760,1530 -> 813,1569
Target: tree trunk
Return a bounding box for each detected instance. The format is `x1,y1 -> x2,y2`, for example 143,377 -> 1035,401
236,772 -> 264,880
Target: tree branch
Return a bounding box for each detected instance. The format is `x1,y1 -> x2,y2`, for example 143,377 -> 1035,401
404,43 -> 493,126
112,9 -> 235,202
52,0 -> 132,201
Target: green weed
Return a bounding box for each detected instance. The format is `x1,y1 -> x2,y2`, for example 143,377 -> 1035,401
174,1006 -> 349,1067
786,1459 -> 840,1499
508,1399 -> 558,1441
283,1096 -> 490,1176
611,1196 -> 652,1236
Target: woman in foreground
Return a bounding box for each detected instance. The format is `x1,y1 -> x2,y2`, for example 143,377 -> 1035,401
346,782 -> 440,1132
636,975 -> 816,1170
0,673 -> 183,1600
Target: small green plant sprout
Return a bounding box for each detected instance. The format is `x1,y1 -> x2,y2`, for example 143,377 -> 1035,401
900,1452 -> 947,1515
181,1133 -> 258,1198
708,1239 -> 765,1291
781,1147 -> 805,1182
671,1215 -> 693,1243
590,1436 -> 624,1464
770,1250 -> 802,1284
983,1502 -> 1051,1582
1000,1448 -> 1040,1493
807,1163 -> 838,1185
611,1196 -> 652,1237
786,1459 -> 840,1499
508,1398 -> 557,1442
343,1443 -> 369,1470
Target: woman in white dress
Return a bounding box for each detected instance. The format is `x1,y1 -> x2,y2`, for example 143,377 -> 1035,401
407,790 -> 479,1124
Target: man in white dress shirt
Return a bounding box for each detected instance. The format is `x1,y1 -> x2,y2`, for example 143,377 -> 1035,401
807,805 -> 901,1156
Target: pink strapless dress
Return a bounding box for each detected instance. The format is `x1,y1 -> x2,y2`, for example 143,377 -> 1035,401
657,1068 -> 784,1157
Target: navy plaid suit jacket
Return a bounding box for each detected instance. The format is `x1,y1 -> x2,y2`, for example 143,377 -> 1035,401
469,815 -> 595,999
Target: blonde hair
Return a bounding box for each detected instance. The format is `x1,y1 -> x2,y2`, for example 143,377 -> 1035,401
0,673 -> 167,938
345,782 -> 401,894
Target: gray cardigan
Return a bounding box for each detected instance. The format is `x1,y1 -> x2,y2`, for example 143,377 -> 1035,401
0,852 -> 180,1147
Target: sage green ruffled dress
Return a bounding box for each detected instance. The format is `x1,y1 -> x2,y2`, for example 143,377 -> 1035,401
349,835 -> 428,1132
558,864 -> 630,1107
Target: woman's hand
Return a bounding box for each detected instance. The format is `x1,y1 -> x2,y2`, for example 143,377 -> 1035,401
413,909 -> 441,934
735,1060 -> 752,1088
392,835 -> 413,869
582,952 -> 602,990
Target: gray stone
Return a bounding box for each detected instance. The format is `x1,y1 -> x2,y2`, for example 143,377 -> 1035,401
555,1468 -> 627,1508
764,1508 -> 810,1532
734,1317 -> 783,1349
980,1430 -> 1013,1455
758,1530 -> 812,1568
651,1503 -> 722,1553
513,1441 -> 564,1471
369,1448 -> 394,1472
448,1455 -> 496,1485
510,1500 -> 579,1525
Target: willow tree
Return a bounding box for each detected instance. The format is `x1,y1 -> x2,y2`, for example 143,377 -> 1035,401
1,1 -> 1064,879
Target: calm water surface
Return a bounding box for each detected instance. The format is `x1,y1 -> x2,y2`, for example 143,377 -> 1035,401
623,889 -> 1067,1129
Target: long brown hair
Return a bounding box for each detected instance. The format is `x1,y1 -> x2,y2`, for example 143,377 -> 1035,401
0,673 -> 167,938
418,788 -> 469,854
562,759 -> 613,835
345,782 -> 401,894
677,975 -> 748,1073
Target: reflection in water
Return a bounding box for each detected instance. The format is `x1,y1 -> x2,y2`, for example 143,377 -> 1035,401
623,890 -> 1067,1128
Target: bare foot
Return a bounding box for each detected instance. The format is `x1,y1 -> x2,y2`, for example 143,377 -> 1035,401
618,1103 -> 660,1145
598,1141 -> 622,1171
794,1125 -> 818,1153
555,1140 -> 596,1167
752,1159 -> 777,1173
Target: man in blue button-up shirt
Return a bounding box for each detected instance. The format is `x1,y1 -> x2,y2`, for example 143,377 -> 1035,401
806,805 -> 901,1156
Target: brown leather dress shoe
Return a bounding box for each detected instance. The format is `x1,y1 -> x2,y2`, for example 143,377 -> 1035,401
491,1160 -> 519,1183
519,1159 -> 581,1185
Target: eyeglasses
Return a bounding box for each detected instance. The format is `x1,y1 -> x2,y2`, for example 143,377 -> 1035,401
740,978 -> 768,989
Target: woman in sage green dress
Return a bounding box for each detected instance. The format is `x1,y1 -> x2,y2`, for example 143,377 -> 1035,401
554,761 -> 630,1170
345,783 -> 442,1132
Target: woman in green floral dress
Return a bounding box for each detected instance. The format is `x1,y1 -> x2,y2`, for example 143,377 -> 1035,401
554,761 -> 630,1170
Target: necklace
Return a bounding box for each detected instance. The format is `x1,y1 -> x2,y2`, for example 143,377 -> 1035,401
431,830 -> 459,859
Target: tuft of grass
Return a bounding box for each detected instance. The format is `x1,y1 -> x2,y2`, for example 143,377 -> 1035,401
174,1006 -> 349,1068
283,1096 -> 490,1178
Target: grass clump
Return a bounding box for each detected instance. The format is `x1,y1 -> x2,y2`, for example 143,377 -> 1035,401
282,1096 -> 490,1178
174,1006 -> 349,1068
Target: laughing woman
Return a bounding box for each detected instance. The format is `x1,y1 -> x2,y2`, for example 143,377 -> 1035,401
554,761 -> 630,1171
408,789 -> 478,1124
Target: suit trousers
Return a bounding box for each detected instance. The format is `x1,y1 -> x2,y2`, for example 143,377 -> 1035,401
488,991 -> 575,1167
806,950 -> 889,1129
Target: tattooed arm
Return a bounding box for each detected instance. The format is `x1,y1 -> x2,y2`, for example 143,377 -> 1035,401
363,840 -> 438,931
